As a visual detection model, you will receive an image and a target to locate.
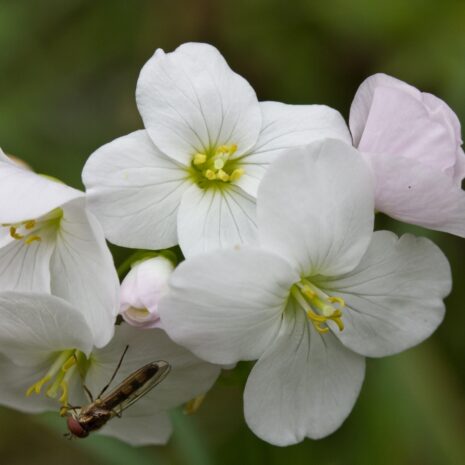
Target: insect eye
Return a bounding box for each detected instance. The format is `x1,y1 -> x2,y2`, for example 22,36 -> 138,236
66,416 -> 88,438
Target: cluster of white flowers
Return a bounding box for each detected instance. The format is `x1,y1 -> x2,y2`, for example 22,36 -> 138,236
0,42 -> 462,446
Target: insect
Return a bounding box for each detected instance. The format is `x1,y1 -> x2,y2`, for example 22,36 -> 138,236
65,346 -> 171,438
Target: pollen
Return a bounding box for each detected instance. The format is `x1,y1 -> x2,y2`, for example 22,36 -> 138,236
190,144 -> 244,186
292,281 -> 345,334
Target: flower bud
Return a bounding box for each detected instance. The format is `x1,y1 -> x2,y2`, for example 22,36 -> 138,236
120,256 -> 174,329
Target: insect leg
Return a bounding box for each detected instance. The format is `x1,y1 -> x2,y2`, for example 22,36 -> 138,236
82,384 -> 94,403
97,345 -> 130,398
111,407 -> 123,418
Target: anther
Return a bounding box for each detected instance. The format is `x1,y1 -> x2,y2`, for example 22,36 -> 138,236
184,393 -> 206,415
217,169 -> 230,182
24,220 -> 36,230
292,283 -> 346,334
26,375 -> 51,397
215,145 -> 229,155
205,170 -> 217,180
230,168 -> 244,182
9,226 -> 24,240
193,153 -> 207,165
25,235 -> 41,244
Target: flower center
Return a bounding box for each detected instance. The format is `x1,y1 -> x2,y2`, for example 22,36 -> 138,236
26,349 -> 88,411
190,144 -> 245,188
2,208 -> 63,245
291,280 -> 345,334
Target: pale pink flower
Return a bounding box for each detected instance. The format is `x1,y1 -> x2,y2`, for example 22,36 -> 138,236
350,73 -> 465,236
120,256 -> 174,329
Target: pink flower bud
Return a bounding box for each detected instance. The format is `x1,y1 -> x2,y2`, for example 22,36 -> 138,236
120,256 -> 174,329
350,73 -> 465,237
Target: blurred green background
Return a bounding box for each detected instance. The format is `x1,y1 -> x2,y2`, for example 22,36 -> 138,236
1,1 -> 465,464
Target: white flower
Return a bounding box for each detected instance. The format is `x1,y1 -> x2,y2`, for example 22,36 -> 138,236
0,149 -> 119,347
120,256 -> 174,329
158,139 -> 451,446
82,42 -> 351,257
0,291 -> 220,446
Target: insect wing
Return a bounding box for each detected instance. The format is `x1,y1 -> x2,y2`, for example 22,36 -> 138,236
99,361 -> 171,418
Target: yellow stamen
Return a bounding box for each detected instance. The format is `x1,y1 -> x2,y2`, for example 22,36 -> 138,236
59,406 -> 69,417
184,394 -> 206,415
217,169 -> 230,182
192,144 -> 243,185
229,168 -> 245,182
193,153 -> 207,165
26,350 -> 81,408
215,145 -> 229,155
26,375 -> 51,397
5,218 -> 44,245
62,355 -> 77,371
313,321 -> 330,334
46,355 -> 76,400
59,380 -> 69,403
205,169 -> 217,180
9,226 -> 24,240
328,296 -> 345,307
25,235 -> 41,244
292,283 -> 346,334
24,220 -> 36,230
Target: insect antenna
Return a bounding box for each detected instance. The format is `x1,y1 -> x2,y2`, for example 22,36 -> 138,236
97,345 -> 130,398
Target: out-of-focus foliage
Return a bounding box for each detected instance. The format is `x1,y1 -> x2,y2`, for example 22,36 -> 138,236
0,1 -> 464,464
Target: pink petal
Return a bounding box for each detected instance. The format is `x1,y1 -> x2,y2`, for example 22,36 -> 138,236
369,152 -> 465,237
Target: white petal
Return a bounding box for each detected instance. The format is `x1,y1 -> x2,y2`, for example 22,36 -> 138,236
86,324 -> 220,413
0,354 -> 57,413
159,247 -> 299,364
0,232 -> 54,293
83,130 -> 190,249
0,148 -> 15,164
136,43 -> 261,165
177,183 -> 258,257
98,410 -> 173,446
244,303 -> 365,445
0,155 -> 83,224
318,231 -> 451,357
0,292 -> 94,367
236,102 -> 352,197
50,199 -> 118,348
258,139 -> 375,276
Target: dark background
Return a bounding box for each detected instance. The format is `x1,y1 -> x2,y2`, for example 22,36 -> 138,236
0,1 -> 464,464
